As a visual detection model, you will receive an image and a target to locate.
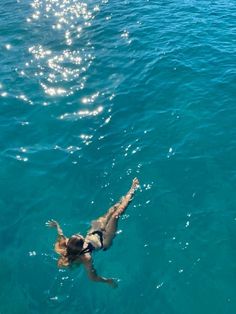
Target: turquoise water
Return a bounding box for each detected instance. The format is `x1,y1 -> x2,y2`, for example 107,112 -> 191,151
1,0 -> 236,313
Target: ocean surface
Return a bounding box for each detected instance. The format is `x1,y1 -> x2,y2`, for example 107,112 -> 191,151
0,0 -> 236,313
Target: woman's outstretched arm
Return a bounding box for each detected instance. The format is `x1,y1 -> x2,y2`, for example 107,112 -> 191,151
46,219 -> 67,257
82,255 -> 117,288
46,219 -> 65,238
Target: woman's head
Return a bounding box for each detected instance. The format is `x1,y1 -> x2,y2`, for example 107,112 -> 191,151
66,234 -> 84,262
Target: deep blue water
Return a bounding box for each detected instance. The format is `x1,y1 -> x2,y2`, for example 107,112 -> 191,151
0,0 -> 236,313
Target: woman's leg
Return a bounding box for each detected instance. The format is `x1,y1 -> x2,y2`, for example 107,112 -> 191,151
88,178 -> 139,231
88,201 -> 121,232
102,178 -> 139,249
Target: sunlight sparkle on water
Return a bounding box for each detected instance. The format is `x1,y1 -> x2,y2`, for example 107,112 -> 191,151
5,44 -> 11,50
41,83 -> 67,96
59,106 -> 103,120
81,92 -> 99,104
27,0 -> 98,96
29,45 -> 52,59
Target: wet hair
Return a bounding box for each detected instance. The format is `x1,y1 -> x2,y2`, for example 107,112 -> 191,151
66,235 -> 84,263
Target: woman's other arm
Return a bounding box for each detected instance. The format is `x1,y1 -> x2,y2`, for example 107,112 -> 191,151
82,255 -> 117,288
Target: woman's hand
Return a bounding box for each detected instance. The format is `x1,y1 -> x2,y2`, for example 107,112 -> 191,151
106,278 -> 118,288
132,177 -> 140,190
46,219 -> 64,237
46,219 -> 58,228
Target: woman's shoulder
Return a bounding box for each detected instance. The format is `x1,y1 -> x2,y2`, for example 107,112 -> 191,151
79,252 -> 92,264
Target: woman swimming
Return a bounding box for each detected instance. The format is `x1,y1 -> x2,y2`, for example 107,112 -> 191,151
46,178 -> 140,287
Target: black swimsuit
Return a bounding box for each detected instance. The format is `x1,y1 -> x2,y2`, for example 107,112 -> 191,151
79,230 -> 104,255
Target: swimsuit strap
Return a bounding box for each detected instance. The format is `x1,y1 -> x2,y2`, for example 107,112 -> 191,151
79,242 -> 95,255
80,229 -> 104,255
90,230 -> 104,248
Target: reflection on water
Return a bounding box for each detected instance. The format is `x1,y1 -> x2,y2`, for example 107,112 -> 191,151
1,0 -> 236,313
27,0 -> 102,97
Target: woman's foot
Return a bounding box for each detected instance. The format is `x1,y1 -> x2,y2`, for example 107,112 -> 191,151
132,177 -> 140,190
